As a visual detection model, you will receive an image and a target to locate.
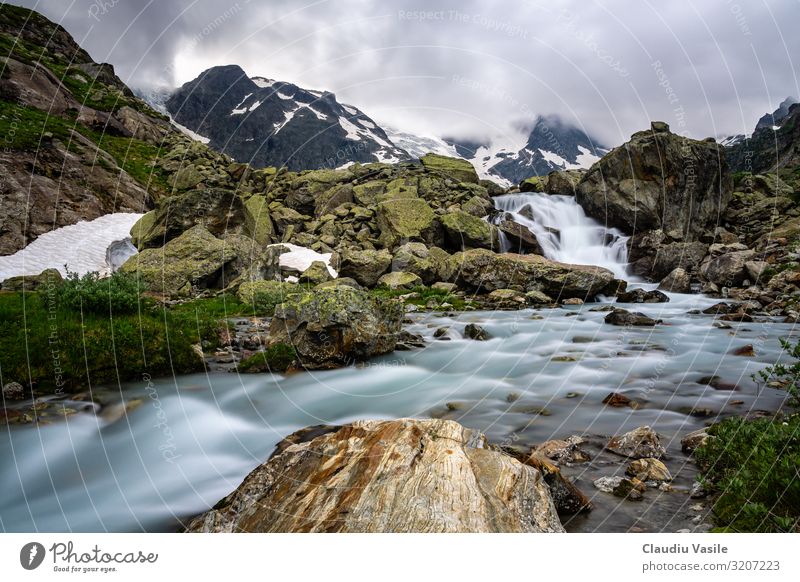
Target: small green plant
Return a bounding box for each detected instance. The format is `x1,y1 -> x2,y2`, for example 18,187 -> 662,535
238,343 -> 296,373
695,415 -> 800,533
757,338 -> 800,406
58,270 -> 145,315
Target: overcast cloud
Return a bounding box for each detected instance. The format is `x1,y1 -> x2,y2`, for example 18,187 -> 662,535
9,0 -> 800,146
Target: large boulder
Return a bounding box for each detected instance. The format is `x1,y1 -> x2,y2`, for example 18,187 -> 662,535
135,189 -> 245,249
452,248 -> 618,300
545,169 -> 586,195
337,248 -> 392,287
658,267 -> 691,293
420,153 -> 480,184
496,216 -> 542,254
576,122 -> 732,240
268,286 -> 403,368
186,418 -> 564,533
391,243 -> 455,285
120,225 -> 236,296
441,211 -> 499,251
1,268 -> 62,292
377,271 -> 422,290
242,195 -> 275,245
699,245 -> 756,287
628,229 -> 708,280
376,198 -> 438,249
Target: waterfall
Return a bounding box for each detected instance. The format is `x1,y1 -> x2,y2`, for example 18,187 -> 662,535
492,193 -> 631,280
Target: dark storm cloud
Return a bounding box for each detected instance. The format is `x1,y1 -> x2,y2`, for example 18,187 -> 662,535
10,0 -> 800,146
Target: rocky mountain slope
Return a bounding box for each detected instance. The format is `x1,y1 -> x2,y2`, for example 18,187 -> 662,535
165,65 -> 409,171
727,101 -> 800,177
0,4 -> 254,255
755,96 -> 798,131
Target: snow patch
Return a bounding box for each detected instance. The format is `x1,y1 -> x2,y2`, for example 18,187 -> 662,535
575,145 -> 601,168
339,116 -> 362,141
273,108 -> 298,134
342,105 -> 358,115
231,93 -> 253,115
248,100 -> 263,112
170,119 -> 210,144
277,91 -> 294,100
267,243 -> 338,278
358,119 -> 376,129
251,77 -> 274,88
0,213 -> 144,281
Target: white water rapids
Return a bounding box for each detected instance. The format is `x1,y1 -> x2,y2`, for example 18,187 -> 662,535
492,193 -> 631,280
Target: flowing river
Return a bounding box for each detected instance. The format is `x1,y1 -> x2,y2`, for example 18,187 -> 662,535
0,196 -> 795,532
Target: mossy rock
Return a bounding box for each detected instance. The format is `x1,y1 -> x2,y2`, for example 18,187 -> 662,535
0,268 -> 63,292
377,177 -> 418,202
120,225 -> 236,297
238,343 -> 296,373
130,210 -> 159,249
376,198 -> 437,248
520,176 -> 547,193
420,153 -> 479,184
338,248 -> 393,287
441,210 -> 498,250
377,271 -> 423,290
352,180 -> 387,206
242,195 -> 275,245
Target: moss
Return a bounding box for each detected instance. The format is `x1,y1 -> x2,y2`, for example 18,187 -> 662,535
420,153 -> 479,184
376,197 -> 436,247
370,285 -> 466,310
237,343 -> 296,373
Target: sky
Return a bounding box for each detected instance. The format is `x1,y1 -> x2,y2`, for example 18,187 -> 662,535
9,0 -> 800,147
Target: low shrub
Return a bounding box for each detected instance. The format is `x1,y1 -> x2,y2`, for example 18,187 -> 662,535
695,414 -> 800,533
58,270 -> 144,315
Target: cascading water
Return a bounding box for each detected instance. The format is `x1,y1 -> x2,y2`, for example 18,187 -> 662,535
492,193 -> 631,280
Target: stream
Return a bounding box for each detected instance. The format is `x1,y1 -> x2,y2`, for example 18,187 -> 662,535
0,195 -> 795,533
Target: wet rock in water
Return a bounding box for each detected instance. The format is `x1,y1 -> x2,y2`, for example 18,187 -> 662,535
658,267 -> 691,293
185,418 -> 564,532
526,289 -> 554,305
562,297 -> 584,305
487,288 -> 527,307
604,308 -> 661,326
612,477 -> 645,501
2,381 -> 25,401
730,344 -> 755,356
702,302 -> 733,315
616,288 -> 670,303
718,311 -> 753,323
689,481 -> 708,499
681,428 -> 711,455
464,323 -> 491,341
589,304 -> 615,312
626,458 -> 672,482
433,327 -> 451,340
452,248 -> 617,300
268,286 -> 403,369
593,476 -> 623,493
395,330 -> 425,351
607,426 -> 666,459
697,376 -> 738,390
533,436 -> 590,464
497,216 -> 542,254
525,453 -> 592,514
602,392 -> 638,408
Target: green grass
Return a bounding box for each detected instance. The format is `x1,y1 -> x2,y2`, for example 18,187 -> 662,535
0,291 -> 220,394
370,285 -> 466,310
91,131 -> 172,195
0,100 -> 80,150
695,414 -> 800,533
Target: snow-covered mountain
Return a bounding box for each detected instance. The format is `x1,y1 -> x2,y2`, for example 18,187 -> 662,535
443,115 -> 607,186
755,96 -> 798,131
162,65 -> 409,171
382,127 -> 460,159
